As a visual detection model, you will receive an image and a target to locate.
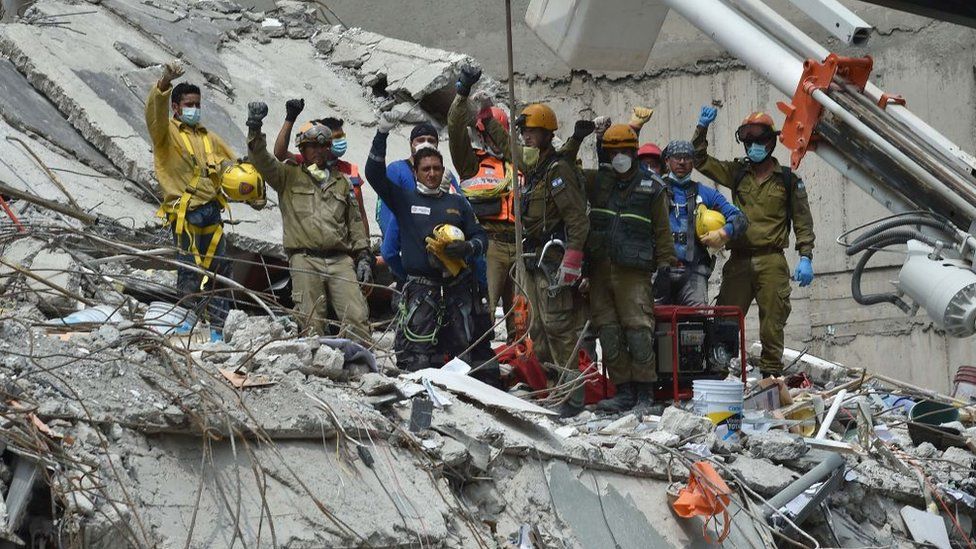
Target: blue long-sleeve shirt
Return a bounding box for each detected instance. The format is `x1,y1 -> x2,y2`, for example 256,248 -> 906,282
666,178 -> 745,264
366,131 -> 487,281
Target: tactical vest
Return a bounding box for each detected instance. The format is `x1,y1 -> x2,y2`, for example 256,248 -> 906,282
459,152 -> 518,223
586,171 -> 663,271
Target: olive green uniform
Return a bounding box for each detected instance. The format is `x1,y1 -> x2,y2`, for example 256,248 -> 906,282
447,95 -> 518,341
521,148 -> 590,404
248,130 -> 371,342
692,126 -> 815,372
583,168 -> 675,385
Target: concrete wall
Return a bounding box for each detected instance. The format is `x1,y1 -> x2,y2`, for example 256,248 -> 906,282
323,1 -> 976,391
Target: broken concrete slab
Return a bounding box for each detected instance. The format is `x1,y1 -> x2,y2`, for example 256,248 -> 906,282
727,455 -> 797,497
746,430 -> 809,462
23,248 -> 81,314
656,406 -> 714,440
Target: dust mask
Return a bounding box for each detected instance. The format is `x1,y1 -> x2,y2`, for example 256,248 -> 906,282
331,138 -> 348,157
180,107 -> 201,127
307,164 -> 328,181
611,153 -> 632,174
746,143 -> 771,163
522,146 -> 540,168
414,142 -> 437,153
416,180 -> 441,196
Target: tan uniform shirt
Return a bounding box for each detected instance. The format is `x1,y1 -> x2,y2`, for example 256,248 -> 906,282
692,126 -> 815,258
248,131 -> 367,254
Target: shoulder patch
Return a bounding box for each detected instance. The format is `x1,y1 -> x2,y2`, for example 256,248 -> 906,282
551,177 -> 564,188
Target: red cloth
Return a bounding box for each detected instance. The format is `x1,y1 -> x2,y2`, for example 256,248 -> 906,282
495,343 -> 615,405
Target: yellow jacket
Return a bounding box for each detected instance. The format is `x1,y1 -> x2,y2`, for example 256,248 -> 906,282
144,84 -> 235,212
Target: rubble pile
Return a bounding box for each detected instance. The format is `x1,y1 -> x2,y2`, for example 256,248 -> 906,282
0,228 -> 975,547
0,0 -> 975,547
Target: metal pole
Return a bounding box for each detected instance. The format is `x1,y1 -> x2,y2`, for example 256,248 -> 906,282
0,180 -> 98,225
662,0 -> 976,221
505,0 -> 525,283
730,0 -> 976,173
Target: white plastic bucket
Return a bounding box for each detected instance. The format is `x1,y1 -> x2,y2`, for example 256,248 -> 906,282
693,379 -> 744,439
143,301 -> 196,334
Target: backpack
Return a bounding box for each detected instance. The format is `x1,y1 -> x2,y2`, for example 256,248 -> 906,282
732,164 -> 800,233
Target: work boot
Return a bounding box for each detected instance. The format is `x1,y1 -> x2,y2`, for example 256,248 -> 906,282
595,382 -> 637,413
557,402 -> 585,418
633,383 -> 664,415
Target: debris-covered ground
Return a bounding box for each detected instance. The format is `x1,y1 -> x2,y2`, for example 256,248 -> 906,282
4,221 -> 976,547
1,0 -> 976,547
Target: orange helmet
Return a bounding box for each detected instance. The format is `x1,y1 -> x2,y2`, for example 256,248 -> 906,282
637,142 -> 662,159
602,124 -> 639,150
736,111 -> 779,143
476,107 -> 509,133
519,103 -> 558,131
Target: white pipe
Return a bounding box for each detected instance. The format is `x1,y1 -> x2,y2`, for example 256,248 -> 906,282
665,0 -> 976,221
730,0 -> 976,173
787,0 -> 872,46
811,88 -> 976,219
815,143 -> 914,214
816,388 -> 847,439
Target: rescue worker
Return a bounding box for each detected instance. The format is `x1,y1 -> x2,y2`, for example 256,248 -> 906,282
581,124 -> 675,412
244,102 -> 373,343
693,106 -> 816,376
657,139 -> 746,306
515,104 -> 593,417
365,111 -> 500,387
448,65 -> 520,343
638,143 -> 664,175
145,60 -> 249,341
272,99 -> 370,238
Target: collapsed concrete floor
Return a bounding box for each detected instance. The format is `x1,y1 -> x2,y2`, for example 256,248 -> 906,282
3,225 -> 976,548
1,0 -> 976,546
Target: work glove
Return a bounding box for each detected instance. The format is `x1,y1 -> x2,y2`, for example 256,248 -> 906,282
443,239 -> 476,260
160,60 -> 185,86
628,106 -> 654,130
285,98 -> 305,122
698,105 -> 718,128
793,256 -> 814,287
654,265 -> 672,300
572,119 -> 596,142
377,111 -> 400,134
556,249 -> 584,287
470,90 -> 494,110
514,113 -> 527,131
456,64 -> 482,97
246,102 -> 269,131
592,115 -> 612,137
699,228 -> 729,249
356,252 -> 374,284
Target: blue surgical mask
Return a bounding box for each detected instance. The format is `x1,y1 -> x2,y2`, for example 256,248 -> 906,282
331,138 -> 348,157
180,107 -> 200,127
746,143 -> 770,163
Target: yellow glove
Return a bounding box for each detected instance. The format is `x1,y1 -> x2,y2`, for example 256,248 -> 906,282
629,106 -> 654,130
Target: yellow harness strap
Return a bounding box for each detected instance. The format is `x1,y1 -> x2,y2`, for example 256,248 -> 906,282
155,128 -> 225,271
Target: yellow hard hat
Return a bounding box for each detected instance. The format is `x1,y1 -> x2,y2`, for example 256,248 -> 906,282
221,162 -> 265,203
424,224 -> 467,276
695,204 -> 727,237
520,103 -> 558,131
602,124 -> 639,150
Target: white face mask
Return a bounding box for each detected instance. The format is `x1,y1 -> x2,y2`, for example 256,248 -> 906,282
414,141 -> 437,153
416,180 -> 441,196
611,153 -> 632,174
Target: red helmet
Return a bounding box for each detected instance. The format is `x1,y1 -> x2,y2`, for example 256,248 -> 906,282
637,142 -> 662,159
476,107 -> 510,133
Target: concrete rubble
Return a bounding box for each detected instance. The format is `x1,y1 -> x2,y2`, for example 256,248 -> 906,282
0,0 -> 976,547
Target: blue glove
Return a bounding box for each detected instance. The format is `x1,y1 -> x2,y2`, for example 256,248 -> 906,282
698,106 -> 718,128
794,256 -> 814,287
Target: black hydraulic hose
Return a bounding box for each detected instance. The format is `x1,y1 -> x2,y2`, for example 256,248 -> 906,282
847,215 -> 957,250
846,228 -> 940,256
851,246 -> 912,313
